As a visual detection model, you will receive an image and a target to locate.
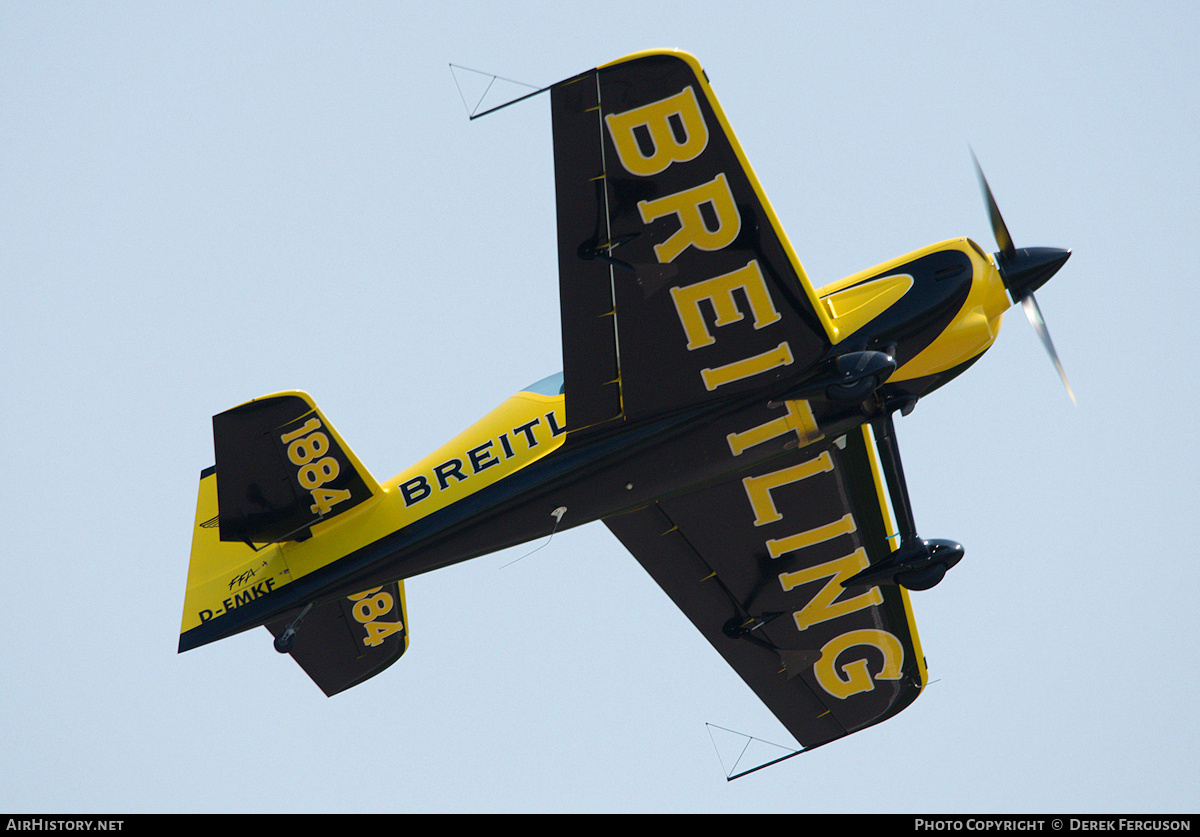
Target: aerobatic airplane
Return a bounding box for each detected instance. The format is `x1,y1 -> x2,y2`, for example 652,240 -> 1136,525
179,49 -> 1070,768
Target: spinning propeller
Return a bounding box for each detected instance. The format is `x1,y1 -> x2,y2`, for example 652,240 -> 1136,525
972,151 -> 1075,404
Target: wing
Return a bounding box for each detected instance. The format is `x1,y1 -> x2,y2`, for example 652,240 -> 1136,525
603,424 -> 926,749
265,581 -> 408,697
551,50 -> 836,432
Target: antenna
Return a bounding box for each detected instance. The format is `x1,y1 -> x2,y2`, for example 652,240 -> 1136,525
449,64 -> 549,120
498,506 -> 568,569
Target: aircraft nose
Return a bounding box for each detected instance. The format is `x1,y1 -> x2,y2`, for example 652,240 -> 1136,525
997,246 -> 1070,301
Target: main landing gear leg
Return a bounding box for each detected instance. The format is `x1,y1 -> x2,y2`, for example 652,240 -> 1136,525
843,407 -> 964,591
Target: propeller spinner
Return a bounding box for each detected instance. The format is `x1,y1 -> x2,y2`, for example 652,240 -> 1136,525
971,152 -> 1075,404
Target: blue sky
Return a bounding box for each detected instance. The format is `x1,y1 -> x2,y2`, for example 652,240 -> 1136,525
3,1 -> 1197,813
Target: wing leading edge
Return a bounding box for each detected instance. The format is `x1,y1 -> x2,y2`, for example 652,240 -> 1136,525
603,424 -> 926,749
551,50 -> 836,433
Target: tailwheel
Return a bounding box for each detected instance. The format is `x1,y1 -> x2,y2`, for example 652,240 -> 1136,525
272,602 -> 313,654
273,630 -> 296,654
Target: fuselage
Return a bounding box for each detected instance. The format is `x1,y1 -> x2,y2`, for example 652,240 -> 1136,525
181,235 -> 1015,649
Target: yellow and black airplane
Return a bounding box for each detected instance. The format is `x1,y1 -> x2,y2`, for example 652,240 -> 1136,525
180,50 -> 1070,758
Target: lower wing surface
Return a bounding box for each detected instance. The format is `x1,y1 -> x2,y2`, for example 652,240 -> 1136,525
551,50 -> 836,432
603,424 -> 926,748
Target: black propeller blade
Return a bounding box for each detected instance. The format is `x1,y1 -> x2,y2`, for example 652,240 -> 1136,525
971,151 -> 1074,404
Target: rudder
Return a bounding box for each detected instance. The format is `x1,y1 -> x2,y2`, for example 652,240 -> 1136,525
213,391 -> 380,545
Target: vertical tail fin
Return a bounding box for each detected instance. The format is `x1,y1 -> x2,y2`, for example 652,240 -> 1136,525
180,392 -> 385,651
213,391 -> 380,546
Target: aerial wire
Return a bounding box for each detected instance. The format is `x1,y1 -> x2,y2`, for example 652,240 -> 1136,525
499,506 -> 567,569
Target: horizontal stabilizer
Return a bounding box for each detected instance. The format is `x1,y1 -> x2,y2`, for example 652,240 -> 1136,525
266,581 -> 408,697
